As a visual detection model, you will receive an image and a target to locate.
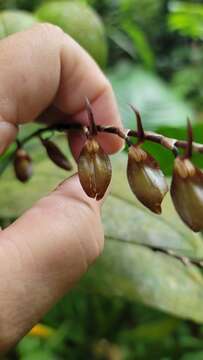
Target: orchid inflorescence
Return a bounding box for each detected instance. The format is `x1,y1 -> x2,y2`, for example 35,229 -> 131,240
8,98 -> 203,234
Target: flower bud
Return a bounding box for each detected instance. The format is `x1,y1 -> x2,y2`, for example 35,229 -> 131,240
127,146 -> 168,214
14,148 -> 32,183
170,157 -> 203,232
78,139 -> 112,200
41,139 -> 72,171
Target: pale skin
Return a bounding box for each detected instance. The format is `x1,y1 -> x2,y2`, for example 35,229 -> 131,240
0,23 -> 123,352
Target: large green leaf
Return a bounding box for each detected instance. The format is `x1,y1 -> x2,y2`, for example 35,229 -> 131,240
108,62 -> 194,130
1,146 -> 203,322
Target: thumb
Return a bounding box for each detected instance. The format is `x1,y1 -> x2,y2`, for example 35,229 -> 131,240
0,175 -> 104,352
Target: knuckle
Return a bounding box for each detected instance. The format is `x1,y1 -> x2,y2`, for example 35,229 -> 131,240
35,22 -> 64,38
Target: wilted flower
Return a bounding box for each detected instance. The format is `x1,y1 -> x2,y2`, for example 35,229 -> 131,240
127,145 -> 168,213
170,156 -> 203,232
14,148 -> 32,183
41,138 -> 72,171
78,138 -> 112,200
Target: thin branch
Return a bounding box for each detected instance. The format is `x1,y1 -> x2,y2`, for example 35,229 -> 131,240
15,123 -> 203,155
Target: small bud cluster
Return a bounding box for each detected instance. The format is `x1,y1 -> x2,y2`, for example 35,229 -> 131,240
13,138 -> 72,182
6,99 -> 203,233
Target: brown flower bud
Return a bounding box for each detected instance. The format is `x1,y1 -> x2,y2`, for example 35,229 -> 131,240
41,139 -> 72,171
14,148 -> 32,183
78,139 -> 112,200
170,157 -> 203,232
127,146 -> 168,214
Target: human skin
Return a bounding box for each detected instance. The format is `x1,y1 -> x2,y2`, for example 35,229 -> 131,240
0,23 -> 123,352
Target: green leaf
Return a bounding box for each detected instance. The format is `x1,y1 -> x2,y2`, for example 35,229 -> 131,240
0,144 -> 16,176
121,20 -> 155,70
168,1 -> 203,39
1,147 -> 203,322
83,154 -> 203,323
181,351 -> 203,360
82,232 -> 203,323
107,61 -> 194,130
119,317 -> 179,342
107,27 -> 136,59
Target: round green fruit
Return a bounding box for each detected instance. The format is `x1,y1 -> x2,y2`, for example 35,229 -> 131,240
35,1 -> 108,67
0,10 -> 38,39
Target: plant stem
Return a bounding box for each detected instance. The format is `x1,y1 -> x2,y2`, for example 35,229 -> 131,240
17,122 -> 203,155
2,121 -> 203,270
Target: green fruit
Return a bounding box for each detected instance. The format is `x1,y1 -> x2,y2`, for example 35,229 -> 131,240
0,10 -> 38,39
36,1 -> 108,67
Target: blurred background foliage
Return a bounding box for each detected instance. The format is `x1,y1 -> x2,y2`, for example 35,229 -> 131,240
1,0 -> 203,359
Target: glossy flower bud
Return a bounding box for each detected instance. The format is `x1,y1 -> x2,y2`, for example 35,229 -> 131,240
78,139 -> 112,200
170,157 -> 203,232
127,146 -> 168,214
14,148 -> 32,183
41,138 -> 72,171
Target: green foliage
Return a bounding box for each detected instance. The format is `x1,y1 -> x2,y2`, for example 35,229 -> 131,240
13,291 -> 203,359
168,1 -> 203,39
171,64 -> 203,111
121,20 -> 155,70
118,0 -> 163,32
108,61 -> 193,130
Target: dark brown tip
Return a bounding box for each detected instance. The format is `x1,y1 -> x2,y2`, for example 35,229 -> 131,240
85,97 -> 97,136
184,118 -> 193,159
129,104 -> 145,140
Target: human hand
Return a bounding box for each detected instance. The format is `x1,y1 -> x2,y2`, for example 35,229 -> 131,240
0,23 -> 123,352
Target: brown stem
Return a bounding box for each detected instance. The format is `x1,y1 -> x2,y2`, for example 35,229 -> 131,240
184,119 -> 193,159
85,97 -> 97,136
16,123 -> 203,155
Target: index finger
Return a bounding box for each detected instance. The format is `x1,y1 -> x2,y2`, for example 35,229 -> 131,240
0,23 -> 123,155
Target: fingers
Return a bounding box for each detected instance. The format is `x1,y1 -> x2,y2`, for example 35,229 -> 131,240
0,175 -> 104,351
0,23 -> 123,156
